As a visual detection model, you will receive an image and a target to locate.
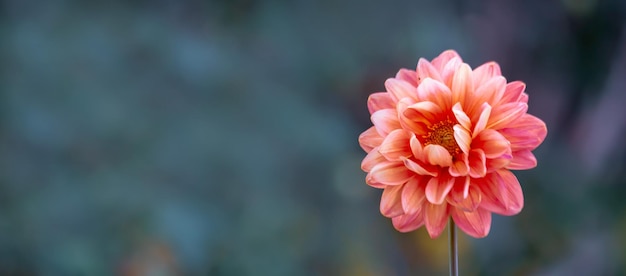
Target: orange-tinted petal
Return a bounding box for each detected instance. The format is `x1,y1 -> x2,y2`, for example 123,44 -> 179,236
449,153 -> 469,177
359,126 -> 384,152
424,144 -> 453,167
472,61 -> 501,89
385,78 -> 417,103
474,129 -> 511,159
417,58 -> 443,82
424,202 -> 449,238
431,50 -> 461,71
473,103 -> 492,138
380,185 -> 405,217
405,101 -> 444,123
478,170 -> 523,216
397,98 -> 428,135
395,69 -> 418,86
452,103 -> 471,130
367,92 -> 395,114
392,211 -> 424,232
447,178 -> 481,212
402,157 -> 438,177
425,173 -> 455,204
416,78 -> 451,110
401,176 -> 427,214
485,154 -> 511,172
440,57 -> 463,87
451,63 -> 473,106
410,135 -> 424,162
361,148 -> 386,172
379,129 -> 412,161
368,162 -> 412,186
371,109 -> 401,137
507,150 -> 537,170
487,102 -> 528,130
468,148 -> 487,178
453,124 -> 471,155
451,207 -> 491,238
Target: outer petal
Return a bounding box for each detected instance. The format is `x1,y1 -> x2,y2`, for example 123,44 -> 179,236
380,185 -> 405,217
367,162 -> 412,185
385,78 -> 417,103
379,129 -> 412,161
417,58 -> 443,82
441,57 -> 462,87
499,81 -> 525,104
423,144 -> 453,167
487,102 -> 528,130
392,211 -> 424,232
361,148 -> 386,172
367,93 -> 395,114
451,63 -> 473,107
451,207 -> 491,238
425,173 -> 455,205
431,50 -> 461,71
472,61 -> 501,89
499,114 -> 547,151
474,129 -> 511,159
395,69 -> 418,86
478,170 -> 524,216
424,202 -> 449,238
401,176 -> 427,214
371,109 -> 401,137
506,150 -> 537,170
359,126 -> 384,152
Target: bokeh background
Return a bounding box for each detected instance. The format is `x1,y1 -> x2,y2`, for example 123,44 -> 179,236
1,0 -> 625,275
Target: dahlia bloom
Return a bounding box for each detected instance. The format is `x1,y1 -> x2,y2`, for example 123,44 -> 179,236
359,50 -> 547,238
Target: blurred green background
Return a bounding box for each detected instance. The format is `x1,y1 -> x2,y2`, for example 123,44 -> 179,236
1,0 -> 625,275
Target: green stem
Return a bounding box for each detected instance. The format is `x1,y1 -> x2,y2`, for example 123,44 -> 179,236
449,217 -> 458,276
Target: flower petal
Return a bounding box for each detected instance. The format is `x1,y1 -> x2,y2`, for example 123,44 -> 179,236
452,103 -> 471,130
499,81 -> 525,104
405,101 -> 443,123
395,69 -> 418,86
410,135 -> 424,162
485,154 -> 511,172
397,98 -> 428,135
440,57 -> 463,87
453,124 -> 471,155
448,153 -> 469,177
392,211 -> 424,232
416,78 -> 452,110
424,202 -> 449,238
367,92 -> 395,114
371,109 -> 401,137
359,126 -> 384,152
478,170 -> 524,216
361,148 -> 386,172
473,103 -> 492,138
423,144 -> 453,167
417,58 -> 443,82
367,162 -> 413,186
385,78 -> 417,103
447,178 -> 482,212
379,129 -> 412,161
468,148 -> 487,178
380,185 -> 405,217
499,114 -> 547,151
472,61 -> 501,89
401,176 -> 427,214
402,158 -> 438,177
451,63 -> 473,107
487,102 -> 528,130
451,207 -> 491,238
431,50 -> 461,71
506,150 -> 537,170
425,173 -> 455,204
475,129 -> 511,159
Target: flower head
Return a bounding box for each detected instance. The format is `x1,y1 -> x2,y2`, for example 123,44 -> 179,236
359,50 -> 547,238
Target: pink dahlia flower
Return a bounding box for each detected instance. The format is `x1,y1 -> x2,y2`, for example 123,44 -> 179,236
359,50 -> 547,238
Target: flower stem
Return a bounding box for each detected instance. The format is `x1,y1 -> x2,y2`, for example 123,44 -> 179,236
449,217 -> 458,276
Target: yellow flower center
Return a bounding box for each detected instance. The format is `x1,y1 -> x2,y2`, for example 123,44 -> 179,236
423,119 -> 461,156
